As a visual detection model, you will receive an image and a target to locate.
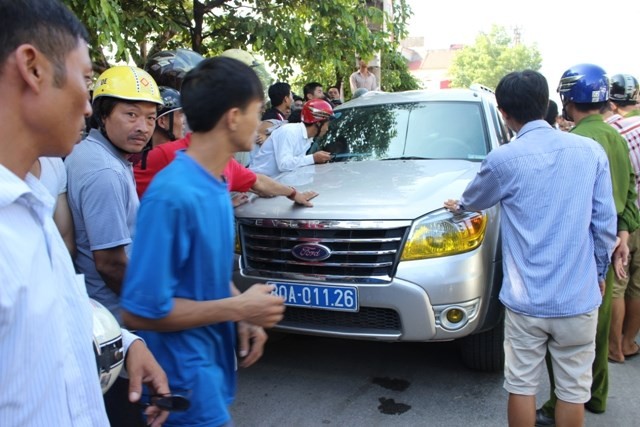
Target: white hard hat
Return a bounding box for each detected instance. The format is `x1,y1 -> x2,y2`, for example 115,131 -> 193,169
90,299 -> 124,394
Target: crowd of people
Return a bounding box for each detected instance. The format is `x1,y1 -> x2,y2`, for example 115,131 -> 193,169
2,1 -> 640,426
446,65 -> 640,427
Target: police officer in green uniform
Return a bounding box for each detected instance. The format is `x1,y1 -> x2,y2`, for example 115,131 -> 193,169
536,64 -> 640,426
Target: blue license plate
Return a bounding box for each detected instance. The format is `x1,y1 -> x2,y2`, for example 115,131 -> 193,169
268,282 -> 358,312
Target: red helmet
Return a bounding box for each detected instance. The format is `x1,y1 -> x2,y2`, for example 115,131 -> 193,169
301,99 -> 335,124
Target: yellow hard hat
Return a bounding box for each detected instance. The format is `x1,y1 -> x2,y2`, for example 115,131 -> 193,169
93,66 -> 163,105
220,49 -> 272,92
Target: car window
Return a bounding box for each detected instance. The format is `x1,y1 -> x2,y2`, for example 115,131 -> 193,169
321,101 -> 489,162
319,103 -> 410,162
405,102 -> 488,160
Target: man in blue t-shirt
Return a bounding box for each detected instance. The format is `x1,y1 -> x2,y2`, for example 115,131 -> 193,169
121,57 -> 286,427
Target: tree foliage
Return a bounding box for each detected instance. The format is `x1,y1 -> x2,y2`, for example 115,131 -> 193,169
62,0 -> 417,93
448,25 -> 542,90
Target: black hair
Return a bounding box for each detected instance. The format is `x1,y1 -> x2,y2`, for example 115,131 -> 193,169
268,82 -> 291,107
574,101 -> 607,113
92,97 -> 121,125
288,109 -> 301,123
495,70 -> 548,124
611,99 -> 637,108
545,100 -> 558,127
181,56 -> 263,133
303,82 -> 323,99
0,0 -> 89,87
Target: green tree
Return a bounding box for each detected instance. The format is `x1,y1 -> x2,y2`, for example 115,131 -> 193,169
381,48 -> 420,92
448,25 -> 542,90
63,0 -> 417,92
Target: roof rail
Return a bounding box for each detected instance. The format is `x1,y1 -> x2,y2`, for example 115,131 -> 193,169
469,83 -> 494,94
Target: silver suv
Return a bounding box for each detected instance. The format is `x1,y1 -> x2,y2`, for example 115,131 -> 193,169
233,86 -> 512,371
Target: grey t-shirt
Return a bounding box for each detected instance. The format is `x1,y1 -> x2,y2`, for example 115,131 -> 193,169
65,129 -> 139,322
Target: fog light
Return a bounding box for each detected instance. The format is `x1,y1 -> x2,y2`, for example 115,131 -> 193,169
446,308 -> 464,324
440,306 -> 469,331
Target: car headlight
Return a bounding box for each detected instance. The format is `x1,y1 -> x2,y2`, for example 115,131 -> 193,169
400,209 -> 487,260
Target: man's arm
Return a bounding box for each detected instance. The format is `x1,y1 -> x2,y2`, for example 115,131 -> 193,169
273,130 -> 314,173
251,173 -> 318,206
122,336 -> 170,427
458,159 -> 502,211
122,284 -> 284,332
611,150 -> 640,276
77,169 -> 133,294
93,245 -> 128,295
349,73 -> 357,94
591,154 -> 618,282
617,158 -> 640,234
121,196 -> 285,332
53,192 -> 75,255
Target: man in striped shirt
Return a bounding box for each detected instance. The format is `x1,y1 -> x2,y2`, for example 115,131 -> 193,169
0,1 -> 169,425
445,70 -> 617,427
605,74 -> 640,364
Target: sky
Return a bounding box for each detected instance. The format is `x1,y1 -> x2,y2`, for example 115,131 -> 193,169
406,0 -> 640,105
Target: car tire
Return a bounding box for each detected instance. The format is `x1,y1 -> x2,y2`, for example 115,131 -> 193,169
458,318 -> 505,372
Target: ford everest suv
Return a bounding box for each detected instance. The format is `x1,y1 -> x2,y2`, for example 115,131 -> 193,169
233,86 -> 512,371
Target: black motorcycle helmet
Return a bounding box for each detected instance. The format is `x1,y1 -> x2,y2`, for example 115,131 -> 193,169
144,48 -> 204,90
609,73 -> 639,104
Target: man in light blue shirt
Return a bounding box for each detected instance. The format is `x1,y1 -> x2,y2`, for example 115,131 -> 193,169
66,65 -> 162,324
445,70 -> 617,427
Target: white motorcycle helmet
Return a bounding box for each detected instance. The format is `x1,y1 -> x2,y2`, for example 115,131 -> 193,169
90,299 -> 124,394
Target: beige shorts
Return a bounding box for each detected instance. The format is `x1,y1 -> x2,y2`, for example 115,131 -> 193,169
503,308 -> 597,404
613,229 -> 640,299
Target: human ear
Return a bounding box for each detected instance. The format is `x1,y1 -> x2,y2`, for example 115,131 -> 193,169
227,107 -> 241,132
15,44 -> 49,93
156,115 -> 169,130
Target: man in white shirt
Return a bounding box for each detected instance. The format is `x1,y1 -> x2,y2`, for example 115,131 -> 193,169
250,99 -> 334,178
0,1 -> 169,426
349,57 -> 378,94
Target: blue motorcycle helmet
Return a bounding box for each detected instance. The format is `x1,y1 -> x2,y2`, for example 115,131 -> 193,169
557,63 -> 609,104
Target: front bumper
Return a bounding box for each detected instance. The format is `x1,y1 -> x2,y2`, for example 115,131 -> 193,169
233,247 -> 500,342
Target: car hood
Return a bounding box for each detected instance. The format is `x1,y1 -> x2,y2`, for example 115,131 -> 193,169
234,159 -> 481,220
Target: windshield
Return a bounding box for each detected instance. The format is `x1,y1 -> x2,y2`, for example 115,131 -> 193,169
318,101 -> 489,162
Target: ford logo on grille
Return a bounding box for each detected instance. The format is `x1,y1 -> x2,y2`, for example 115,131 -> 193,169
291,243 -> 332,262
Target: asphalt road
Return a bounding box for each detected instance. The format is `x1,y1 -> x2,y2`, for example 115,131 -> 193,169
231,332 -> 640,426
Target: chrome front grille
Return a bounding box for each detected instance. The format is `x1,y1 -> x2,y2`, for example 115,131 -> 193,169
238,219 -> 411,283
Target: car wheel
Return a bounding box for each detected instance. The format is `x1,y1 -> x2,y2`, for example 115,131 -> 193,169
458,317 -> 504,372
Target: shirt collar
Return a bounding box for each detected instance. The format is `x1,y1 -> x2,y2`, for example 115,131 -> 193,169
0,164 -> 55,217
86,128 -> 131,164
299,122 -> 313,141
0,165 -> 30,208
515,119 -> 550,139
577,114 -> 604,125
606,113 -> 623,124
